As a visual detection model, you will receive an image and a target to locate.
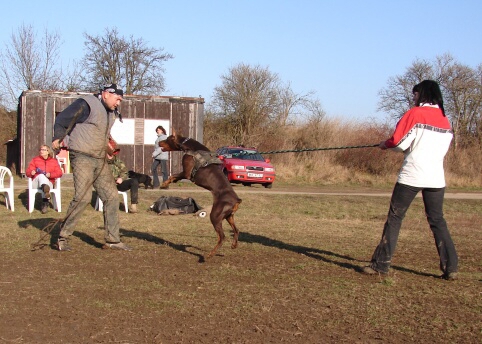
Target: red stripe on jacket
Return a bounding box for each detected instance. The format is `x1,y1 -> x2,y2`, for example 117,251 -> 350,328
385,106 -> 451,149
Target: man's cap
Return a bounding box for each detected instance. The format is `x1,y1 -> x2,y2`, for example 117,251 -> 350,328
102,83 -> 124,97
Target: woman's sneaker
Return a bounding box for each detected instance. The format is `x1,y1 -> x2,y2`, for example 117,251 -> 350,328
361,266 -> 388,276
103,242 -> 133,251
442,272 -> 458,281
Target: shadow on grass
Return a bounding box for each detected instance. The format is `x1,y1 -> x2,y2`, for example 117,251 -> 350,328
19,217 -> 106,250
239,231 -> 439,278
19,218 -> 441,277
16,190 -> 28,210
18,217 -> 63,250
120,228 -> 207,263
239,231 -> 362,271
389,265 -> 439,278
15,190 -> 58,213
19,217 -> 206,261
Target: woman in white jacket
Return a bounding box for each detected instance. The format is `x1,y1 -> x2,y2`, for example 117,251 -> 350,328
151,126 -> 168,188
362,80 -> 458,281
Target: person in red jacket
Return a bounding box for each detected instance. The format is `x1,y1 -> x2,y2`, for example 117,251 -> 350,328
362,80 -> 458,280
26,145 -> 63,213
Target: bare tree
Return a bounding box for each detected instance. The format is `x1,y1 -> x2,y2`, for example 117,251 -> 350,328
377,53 -> 482,148
211,64 -> 283,145
277,84 -> 320,126
209,63 -> 325,150
82,28 -> 173,94
437,55 -> 482,147
378,58 -> 433,119
62,60 -> 88,92
0,24 -> 63,109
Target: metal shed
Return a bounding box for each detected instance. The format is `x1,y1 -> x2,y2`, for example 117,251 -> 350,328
16,90 -> 204,177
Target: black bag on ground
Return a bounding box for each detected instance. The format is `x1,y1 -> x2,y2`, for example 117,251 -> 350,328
150,196 -> 203,215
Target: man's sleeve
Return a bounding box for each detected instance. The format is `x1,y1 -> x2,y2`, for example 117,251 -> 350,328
53,99 -> 90,141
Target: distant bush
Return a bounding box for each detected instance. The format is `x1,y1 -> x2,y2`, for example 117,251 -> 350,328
205,116 -> 482,188
333,121 -> 401,176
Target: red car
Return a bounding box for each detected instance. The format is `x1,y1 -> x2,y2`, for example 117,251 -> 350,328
216,146 -> 276,188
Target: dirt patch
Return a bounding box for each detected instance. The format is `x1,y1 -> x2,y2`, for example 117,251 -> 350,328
0,181 -> 481,343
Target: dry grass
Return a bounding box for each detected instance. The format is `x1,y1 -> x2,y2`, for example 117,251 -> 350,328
0,179 -> 480,343
206,117 -> 482,189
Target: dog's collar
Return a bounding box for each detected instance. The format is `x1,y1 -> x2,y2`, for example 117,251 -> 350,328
181,137 -> 191,145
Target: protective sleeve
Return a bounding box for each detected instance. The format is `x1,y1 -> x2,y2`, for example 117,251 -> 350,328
52,99 -> 91,141
384,109 -> 417,151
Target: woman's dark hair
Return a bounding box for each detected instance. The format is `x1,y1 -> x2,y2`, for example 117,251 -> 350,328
156,126 -> 166,135
414,80 -> 446,116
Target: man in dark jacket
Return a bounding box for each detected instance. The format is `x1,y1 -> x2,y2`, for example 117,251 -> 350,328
52,84 -> 131,251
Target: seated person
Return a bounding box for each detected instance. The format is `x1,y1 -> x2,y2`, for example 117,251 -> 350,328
26,145 -> 63,213
106,148 -> 139,213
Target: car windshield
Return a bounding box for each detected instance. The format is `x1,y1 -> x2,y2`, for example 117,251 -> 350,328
224,149 -> 265,161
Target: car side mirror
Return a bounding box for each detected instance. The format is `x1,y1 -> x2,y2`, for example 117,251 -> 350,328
218,155 -> 225,160
265,158 -> 270,163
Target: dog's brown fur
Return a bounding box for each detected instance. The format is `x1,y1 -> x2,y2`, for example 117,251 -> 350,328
159,130 -> 242,259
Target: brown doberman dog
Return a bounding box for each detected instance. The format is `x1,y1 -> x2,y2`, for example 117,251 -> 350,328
159,130 -> 242,259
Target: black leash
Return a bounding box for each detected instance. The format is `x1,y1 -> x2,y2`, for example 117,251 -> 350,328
258,143 -> 379,155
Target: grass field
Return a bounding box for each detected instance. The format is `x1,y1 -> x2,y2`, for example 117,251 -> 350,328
0,178 -> 481,343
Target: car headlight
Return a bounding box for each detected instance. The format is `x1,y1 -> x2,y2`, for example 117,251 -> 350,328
232,165 -> 245,170
265,167 -> 274,172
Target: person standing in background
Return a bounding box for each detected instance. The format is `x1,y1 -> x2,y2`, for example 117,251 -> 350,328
151,125 -> 169,189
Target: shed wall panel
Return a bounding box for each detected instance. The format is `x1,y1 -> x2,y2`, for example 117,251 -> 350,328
16,91 -> 204,178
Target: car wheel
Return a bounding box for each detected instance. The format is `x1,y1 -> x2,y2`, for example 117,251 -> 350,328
263,183 -> 273,189
242,183 -> 252,187
223,169 -> 229,180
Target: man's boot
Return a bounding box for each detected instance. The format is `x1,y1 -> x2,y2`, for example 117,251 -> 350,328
129,203 -> 138,213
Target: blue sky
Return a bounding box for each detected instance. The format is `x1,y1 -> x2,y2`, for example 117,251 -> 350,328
1,0 -> 481,120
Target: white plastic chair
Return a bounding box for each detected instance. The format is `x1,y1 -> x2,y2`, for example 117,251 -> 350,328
95,191 -> 128,213
0,166 -> 14,211
28,177 -> 62,213
56,157 -> 67,173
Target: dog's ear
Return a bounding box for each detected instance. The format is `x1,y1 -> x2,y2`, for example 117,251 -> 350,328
172,128 -> 183,138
